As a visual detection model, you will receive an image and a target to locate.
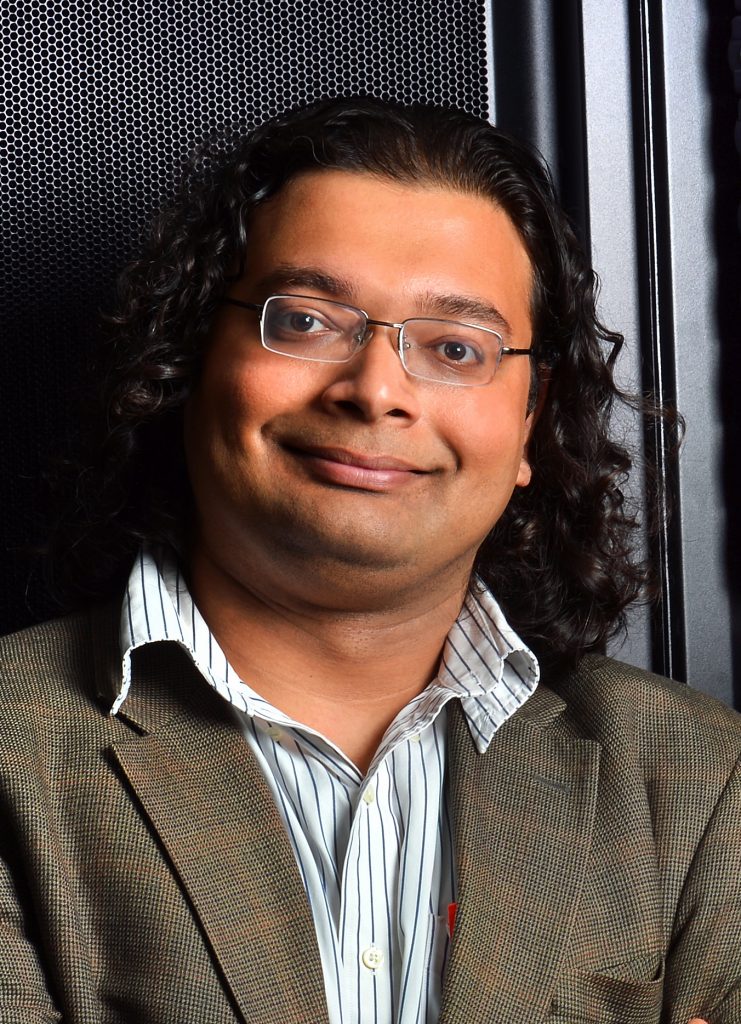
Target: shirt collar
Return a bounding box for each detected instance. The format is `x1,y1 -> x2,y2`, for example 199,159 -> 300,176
116,546 -> 539,752
436,581 -> 539,750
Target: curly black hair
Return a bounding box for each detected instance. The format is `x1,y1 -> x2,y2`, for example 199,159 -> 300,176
48,96 -> 677,675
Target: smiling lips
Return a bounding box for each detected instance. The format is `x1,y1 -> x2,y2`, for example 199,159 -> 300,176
284,444 -> 429,492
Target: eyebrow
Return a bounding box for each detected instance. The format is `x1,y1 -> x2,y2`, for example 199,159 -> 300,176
415,290 -> 512,335
252,266 -> 359,303
251,264 -> 513,335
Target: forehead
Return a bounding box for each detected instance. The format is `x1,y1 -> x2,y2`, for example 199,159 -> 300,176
242,170 -> 533,335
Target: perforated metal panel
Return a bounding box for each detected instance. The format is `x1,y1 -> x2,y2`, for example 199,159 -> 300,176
0,0 -> 490,634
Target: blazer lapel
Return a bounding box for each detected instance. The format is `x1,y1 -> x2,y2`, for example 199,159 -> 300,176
106,642 -> 330,1024
440,689 -> 601,1024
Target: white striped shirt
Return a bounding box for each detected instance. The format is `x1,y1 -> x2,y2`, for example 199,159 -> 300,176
115,547 -> 539,1024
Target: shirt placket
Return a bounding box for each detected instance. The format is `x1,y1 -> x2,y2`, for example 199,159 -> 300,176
339,762 -> 398,1024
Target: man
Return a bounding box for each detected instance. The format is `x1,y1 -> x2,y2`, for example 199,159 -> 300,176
0,98 -> 737,1024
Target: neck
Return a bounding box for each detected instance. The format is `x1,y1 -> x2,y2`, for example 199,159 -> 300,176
187,545 -> 472,772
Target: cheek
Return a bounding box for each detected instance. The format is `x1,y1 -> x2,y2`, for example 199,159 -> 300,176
192,360 -> 273,447
448,399 -> 528,482
442,397 -> 532,536
189,355 -> 324,471
227,353 -> 323,419
185,361 -> 253,476
468,437 -> 527,508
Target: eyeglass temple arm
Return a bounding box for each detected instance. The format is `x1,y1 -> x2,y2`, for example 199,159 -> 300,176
221,297 -> 262,313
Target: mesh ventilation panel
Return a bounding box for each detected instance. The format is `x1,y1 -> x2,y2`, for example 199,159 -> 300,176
0,0 -> 490,634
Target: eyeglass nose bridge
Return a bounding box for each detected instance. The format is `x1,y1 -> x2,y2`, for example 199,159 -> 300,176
356,316 -> 408,361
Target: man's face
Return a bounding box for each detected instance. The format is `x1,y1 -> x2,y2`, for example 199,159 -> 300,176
185,170 -> 536,604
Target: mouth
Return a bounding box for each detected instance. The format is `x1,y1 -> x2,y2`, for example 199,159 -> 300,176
281,443 -> 430,492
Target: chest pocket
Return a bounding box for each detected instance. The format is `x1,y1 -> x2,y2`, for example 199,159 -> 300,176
550,959 -> 664,1023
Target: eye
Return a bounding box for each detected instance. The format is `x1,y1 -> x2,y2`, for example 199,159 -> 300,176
438,340 -> 481,364
434,337 -> 485,366
276,309 -> 332,334
267,301 -> 349,344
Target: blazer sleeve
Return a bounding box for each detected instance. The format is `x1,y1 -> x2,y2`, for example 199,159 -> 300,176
0,839 -> 62,1023
663,752 -> 741,1024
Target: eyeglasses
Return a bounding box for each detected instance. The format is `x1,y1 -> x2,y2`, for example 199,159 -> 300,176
221,294 -> 533,387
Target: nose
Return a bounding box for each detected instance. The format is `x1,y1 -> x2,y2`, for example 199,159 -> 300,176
319,324 -> 422,423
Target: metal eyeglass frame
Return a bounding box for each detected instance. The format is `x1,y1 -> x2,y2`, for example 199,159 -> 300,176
221,294 -> 534,387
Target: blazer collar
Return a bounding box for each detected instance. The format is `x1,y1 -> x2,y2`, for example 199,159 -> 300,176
440,692 -> 601,1023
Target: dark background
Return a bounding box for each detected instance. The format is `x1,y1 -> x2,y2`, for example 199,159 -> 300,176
1,0 -> 739,708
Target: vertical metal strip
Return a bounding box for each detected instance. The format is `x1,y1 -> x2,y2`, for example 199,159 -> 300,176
629,1 -> 686,681
483,0 -> 496,123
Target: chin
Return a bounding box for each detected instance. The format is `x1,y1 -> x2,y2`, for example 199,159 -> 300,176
271,523 -> 408,574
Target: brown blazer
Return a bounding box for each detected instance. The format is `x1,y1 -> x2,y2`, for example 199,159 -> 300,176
0,604 -> 739,1024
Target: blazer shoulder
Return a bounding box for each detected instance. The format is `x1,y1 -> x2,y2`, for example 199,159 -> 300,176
0,604 -> 119,728
553,652 -> 741,779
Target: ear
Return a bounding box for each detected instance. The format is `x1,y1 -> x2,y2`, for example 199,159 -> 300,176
516,410 -> 535,488
516,373 -> 549,488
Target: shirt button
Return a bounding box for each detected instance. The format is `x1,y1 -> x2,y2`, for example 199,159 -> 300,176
266,724 -> 283,741
361,946 -> 384,970
409,733 -> 421,743
362,786 -> 375,805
